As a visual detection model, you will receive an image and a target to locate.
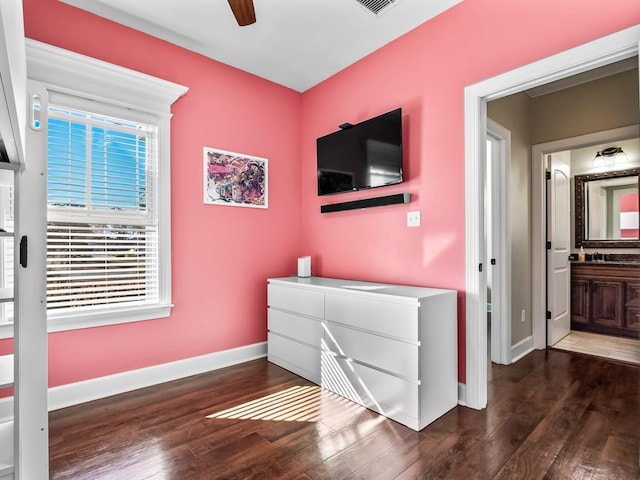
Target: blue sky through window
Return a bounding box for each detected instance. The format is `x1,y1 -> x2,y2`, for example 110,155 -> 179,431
47,106 -> 148,213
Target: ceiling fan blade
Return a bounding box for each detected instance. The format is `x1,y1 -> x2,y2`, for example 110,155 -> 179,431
227,0 -> 256,26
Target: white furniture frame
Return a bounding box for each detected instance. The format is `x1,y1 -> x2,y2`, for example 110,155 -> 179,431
267,276 -> 457,431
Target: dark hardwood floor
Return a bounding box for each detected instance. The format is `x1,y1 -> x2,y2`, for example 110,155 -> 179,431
49,349 -> 639,479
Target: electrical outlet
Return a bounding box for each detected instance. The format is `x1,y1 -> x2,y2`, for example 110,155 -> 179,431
521,309 -> 526,323
407,211 -> 421,227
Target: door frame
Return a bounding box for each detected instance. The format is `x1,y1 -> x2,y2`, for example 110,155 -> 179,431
531,124 -> 640,349
463,25 -> 640,410
486,119 -> 512,365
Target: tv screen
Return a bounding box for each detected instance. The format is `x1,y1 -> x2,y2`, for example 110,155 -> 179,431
317,108 -> 403,196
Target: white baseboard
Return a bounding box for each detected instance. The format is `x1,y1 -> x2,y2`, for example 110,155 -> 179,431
457,382 -> 467,406
511,335 -> 534,363
0,342 -> 267,422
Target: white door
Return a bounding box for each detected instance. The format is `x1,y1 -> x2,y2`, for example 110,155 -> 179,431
547,152 -> 571,346
0,1 -> 49,478
14,82 -> 49,479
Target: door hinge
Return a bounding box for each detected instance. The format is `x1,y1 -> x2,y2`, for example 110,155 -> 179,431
490,258 -> 496,265
545,171 -> 551,180
546,310 -> 551,320
546,241 -> 551,250
479,263 -> 483,273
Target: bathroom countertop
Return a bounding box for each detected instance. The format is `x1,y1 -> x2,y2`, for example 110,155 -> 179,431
571,260 -> 640,267
570,253 -> 640,266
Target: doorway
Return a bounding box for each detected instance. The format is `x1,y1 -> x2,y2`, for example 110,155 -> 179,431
463,25 -> 640,410
532,126 -> 640,349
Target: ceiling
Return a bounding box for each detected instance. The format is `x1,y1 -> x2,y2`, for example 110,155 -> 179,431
60,0 -> 463,92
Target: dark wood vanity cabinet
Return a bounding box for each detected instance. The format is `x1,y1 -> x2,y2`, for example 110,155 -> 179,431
570,276 -> 590,326
625,281 -> 640,333
570,263 -> 640,338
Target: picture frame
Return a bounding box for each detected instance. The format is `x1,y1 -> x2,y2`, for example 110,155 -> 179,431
203,146 -> 268,209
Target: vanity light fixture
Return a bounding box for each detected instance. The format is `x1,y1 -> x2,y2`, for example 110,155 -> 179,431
592,151 -> 605,167
592,146 -> 628,167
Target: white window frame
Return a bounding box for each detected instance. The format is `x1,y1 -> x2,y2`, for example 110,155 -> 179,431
0,39 -> 188,336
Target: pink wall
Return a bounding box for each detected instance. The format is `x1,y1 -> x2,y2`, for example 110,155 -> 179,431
2,0 -> 639,392
6,0 -> 303,387
299,0 -> 640,382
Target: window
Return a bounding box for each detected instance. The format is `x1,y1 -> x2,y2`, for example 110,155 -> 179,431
7,39 -> 189,336
46,102 -> 159,314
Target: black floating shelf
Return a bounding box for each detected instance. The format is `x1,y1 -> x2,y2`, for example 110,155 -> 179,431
321,193 -> 410,213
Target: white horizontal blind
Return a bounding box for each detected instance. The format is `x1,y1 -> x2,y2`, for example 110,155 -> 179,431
46,103 -> 159,313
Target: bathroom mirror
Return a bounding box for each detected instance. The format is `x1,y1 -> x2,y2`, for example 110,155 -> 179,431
575,167 -> 640,248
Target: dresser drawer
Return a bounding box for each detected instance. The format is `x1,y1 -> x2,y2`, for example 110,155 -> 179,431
325,292 -> 419,342
268,332 -> 320,383
268,309 -> 323,347
268,283 -> 324,318
323,322 -> 418,380
324,354 -> 419,420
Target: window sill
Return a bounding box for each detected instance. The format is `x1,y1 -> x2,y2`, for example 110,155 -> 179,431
0,304 -> 173,339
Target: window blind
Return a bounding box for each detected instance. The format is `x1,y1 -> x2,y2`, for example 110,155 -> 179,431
46,104 -> 159,312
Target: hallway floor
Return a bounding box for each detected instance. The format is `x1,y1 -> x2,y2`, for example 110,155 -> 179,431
553,330 -> 640,365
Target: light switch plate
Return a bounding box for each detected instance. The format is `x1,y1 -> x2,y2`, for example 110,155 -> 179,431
407,211 -> 421,227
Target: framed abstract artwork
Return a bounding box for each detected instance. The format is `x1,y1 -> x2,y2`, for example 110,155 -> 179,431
203,147 -> 268,208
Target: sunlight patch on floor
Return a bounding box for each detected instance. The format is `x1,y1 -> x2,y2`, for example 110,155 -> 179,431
208,329 -> 390,424
206,385 -> 363,422
206,386 -> 322,422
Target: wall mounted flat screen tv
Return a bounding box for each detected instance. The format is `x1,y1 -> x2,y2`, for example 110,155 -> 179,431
317,108 -> 403,196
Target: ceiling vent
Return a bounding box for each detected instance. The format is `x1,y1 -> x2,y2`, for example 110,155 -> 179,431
355,0 -> 399,16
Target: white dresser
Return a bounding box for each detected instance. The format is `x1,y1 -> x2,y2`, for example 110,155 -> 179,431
267,276 -> 457,431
